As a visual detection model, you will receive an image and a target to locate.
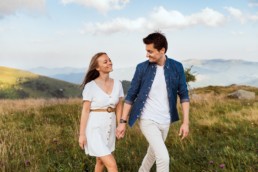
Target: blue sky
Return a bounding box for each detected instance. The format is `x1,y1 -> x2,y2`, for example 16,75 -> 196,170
0,0 -> 258,69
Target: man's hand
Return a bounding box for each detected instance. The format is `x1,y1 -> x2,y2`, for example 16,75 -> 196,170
179,123 -> 189,140
116,123 -> 126,139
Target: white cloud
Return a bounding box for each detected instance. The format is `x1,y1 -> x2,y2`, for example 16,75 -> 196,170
149,7 -> 226,28
224,7 -> 245,23
0,0 -> 45,16
61,0 -> 129,13
189,8 -> 226,27
148,6 -> 188,29
81,6 -> 226,34
225,6 -> 258,23
81,17 -> 146,34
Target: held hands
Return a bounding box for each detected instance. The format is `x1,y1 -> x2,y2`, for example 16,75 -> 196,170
79,135 -> 87,150
116,123 -> 126,139
179,123 -> 189,140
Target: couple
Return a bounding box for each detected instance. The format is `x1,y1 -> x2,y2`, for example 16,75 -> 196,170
78,31 -> 190,172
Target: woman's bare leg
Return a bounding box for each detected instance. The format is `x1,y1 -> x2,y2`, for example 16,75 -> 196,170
99,154 -> 118,172
95,157 -> 105,172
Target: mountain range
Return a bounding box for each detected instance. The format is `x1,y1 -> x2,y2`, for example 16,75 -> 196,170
28,59 -> 258,88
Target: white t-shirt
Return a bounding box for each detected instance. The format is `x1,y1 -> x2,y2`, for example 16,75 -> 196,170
140,65 -> 170,124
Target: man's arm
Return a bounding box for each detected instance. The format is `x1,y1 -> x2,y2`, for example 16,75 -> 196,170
116,103 -> 132,139
116,64 -> 144,139
179,102 -> 190,140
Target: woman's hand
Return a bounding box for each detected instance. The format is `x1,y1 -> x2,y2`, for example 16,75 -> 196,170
79,135 -> 87,149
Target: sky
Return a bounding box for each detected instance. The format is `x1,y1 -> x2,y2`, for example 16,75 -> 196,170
0,0 -> 258,70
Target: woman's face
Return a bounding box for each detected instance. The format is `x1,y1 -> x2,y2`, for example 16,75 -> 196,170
96,54 -> 113,73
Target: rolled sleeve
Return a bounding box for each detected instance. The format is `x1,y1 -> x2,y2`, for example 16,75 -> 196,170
178,64 -> 190,103
124,99 -> 133,105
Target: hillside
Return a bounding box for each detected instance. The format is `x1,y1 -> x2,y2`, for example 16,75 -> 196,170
192,84 -> 258,95
0,66 -> 81,99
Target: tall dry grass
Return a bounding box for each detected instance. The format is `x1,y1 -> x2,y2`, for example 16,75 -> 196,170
0,98 -> 81,115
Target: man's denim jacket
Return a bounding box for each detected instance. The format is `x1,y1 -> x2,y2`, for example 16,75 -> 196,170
125,56 -> 190,127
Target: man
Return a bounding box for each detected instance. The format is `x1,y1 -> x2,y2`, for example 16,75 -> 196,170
116,31 -> 190,172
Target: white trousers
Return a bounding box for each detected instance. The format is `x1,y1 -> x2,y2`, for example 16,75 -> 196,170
138,119 -> 170,172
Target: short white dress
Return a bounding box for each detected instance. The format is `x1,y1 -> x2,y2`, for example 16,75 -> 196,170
82,79 -> 124,157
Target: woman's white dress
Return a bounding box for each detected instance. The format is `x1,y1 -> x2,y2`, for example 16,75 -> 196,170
82,79 -> 124,157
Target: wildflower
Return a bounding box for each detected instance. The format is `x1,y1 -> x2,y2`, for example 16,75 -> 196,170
219,164 -> 225,169
209,160 -> 214,164
25,160 -> 31,167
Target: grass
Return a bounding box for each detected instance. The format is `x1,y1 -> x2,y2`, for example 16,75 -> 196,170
0,86 -> 257,172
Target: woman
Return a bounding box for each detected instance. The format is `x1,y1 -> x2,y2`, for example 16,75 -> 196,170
79,52 -> 124,172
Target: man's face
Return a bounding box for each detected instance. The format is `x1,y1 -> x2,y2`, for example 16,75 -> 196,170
145,43 -> 165,63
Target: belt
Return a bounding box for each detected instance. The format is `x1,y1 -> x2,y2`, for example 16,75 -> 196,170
90,107 -> 116,113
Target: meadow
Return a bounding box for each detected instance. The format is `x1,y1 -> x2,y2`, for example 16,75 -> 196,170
0,86 -> 257,172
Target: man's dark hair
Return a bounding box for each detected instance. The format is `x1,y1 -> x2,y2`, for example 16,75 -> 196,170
143,31 -> 168,53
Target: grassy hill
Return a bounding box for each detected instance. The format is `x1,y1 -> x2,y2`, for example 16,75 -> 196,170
192,84 -> 258,95
0,66 -> 81,99
0,85 -> 257,171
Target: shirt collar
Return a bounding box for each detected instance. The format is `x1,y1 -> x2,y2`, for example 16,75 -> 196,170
164,55 -> 170,69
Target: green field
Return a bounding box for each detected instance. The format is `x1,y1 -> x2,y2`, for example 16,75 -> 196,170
0,86 -> 257,172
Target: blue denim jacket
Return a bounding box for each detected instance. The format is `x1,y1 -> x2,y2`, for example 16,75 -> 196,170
125,56 -> 190,127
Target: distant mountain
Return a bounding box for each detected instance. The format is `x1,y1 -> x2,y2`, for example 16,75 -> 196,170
52,73 -> 85,85
0,66 -> 81,99
29,67 -> 136,84
26,59 -> 258,88
29,66 -> 85,76
183,59 -> 258,88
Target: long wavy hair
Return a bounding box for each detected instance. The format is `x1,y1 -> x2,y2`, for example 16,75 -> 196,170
81,52 -> 107,88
